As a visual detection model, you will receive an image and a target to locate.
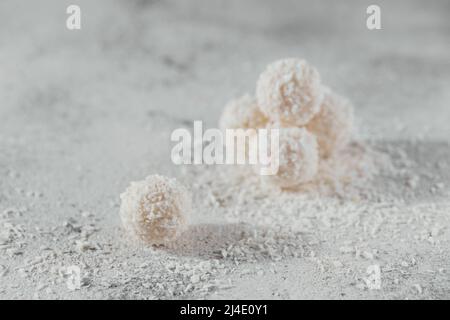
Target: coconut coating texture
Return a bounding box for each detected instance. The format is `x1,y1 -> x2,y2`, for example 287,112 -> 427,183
119,175 -> 191,245
306,87 -> 354,158
258,127 -> 319,188
219,94 -> 268,131
256,58 -> 324,126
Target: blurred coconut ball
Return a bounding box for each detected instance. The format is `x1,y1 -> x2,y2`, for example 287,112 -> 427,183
219,94 -> 268,131
256,127 -> 319,188
256,58 -> 324,126
119,175 -> 191,245
219,94 -> 267,172
306,87 -> 354,158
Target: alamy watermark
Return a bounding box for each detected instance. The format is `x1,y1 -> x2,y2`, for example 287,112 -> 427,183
63,265 -> 81,291
171,121 -> 280,175
66,5 -> 81,30
366,5 -> 381,30
65,5 -> 382,31
364,264 -> 382,290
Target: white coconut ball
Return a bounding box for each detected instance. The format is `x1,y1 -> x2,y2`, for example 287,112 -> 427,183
219,94 -> 268,130
306,87 -> 354,158
257,127 -> 319,188
119,175 -> 191,245
256,58 -> 324,126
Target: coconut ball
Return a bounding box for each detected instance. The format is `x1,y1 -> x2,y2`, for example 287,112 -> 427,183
256,58 -> 324,126
257,127 -> 319,188
219,94 -> 268,131
306,87 -> 354,158
119,175 -> 191,245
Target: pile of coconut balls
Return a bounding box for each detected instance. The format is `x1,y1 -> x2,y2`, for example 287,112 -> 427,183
120,58 -> 355,245
219,58 -> 354,188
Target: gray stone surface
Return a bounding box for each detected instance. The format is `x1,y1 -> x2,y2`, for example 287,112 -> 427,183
0,0 -> 449,299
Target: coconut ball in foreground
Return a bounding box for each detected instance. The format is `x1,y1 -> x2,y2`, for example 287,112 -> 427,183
120,175 -> 191,245
306,87 -> 354,158
219,94 -> 268,131
257,127 -> 319,188
256,58 -> 324,126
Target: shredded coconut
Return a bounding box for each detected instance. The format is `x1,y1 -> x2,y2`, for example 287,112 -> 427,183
119,175 -> 191,245
257,127 -> 319,188
219,94 -> 268,130
306,86 -> 354,158
256,58 -> 324,126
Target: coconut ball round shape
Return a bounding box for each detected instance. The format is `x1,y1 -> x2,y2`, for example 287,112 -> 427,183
257,126 -> 319,188
256,58 -> 324,126
306,87 -> 354,158
119,175 -> 191,245
219,94 -> 268,131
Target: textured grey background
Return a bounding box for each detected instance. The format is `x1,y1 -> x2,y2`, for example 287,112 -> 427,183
0,0 -> 449,299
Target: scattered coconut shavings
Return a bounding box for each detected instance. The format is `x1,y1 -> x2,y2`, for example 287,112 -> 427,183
0,24 -> 449,299
0,132 -> 449,299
